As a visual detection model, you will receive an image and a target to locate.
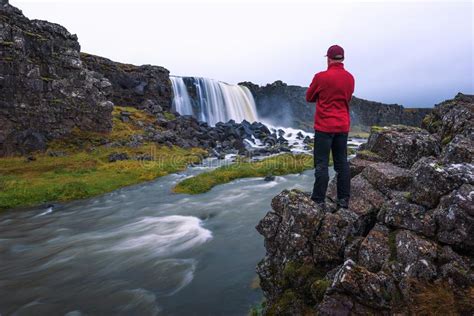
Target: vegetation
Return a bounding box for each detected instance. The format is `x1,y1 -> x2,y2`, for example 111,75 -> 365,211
173,153 -> 316,194
412,282 -> 474,315
0,106 -> 206,211
0,145 -> 205,211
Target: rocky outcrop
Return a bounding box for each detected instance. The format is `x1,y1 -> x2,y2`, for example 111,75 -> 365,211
256,93 -> 474,315
81,53 -> 172,114
0,3 -> 113,156
240,81 -> 432,132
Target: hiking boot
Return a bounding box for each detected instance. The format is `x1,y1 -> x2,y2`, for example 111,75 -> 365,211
337,198 -> 349,209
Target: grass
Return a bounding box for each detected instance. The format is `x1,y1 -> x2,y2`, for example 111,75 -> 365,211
412,282 -> 474,315
173,153 -> 316,194
0,106 -> 206,211
0,145 -> 206,211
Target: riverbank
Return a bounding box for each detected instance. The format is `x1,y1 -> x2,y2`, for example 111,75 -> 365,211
173,153 -> 317,194
0,145 -> 205,211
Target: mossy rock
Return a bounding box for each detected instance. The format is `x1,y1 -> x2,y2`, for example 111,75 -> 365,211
310,279 -> 331,302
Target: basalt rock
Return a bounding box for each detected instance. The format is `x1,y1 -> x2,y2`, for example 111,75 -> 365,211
0,3 -> 113,156
256,94 -> 474,315
81,53 -> 172,114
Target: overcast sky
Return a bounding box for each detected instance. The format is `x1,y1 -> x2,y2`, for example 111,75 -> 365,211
12,0 -> 473,107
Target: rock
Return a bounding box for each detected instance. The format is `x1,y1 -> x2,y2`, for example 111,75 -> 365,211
108,152 -> 129,162
363,125 -> 440,168
409,157 -> 474,208
81,54 -> 172,114
256,94 -> 474,314
361,162 -> 412,194
328,260 -> 398,310
358,224 -> 391,272
378,196 -> 436,237
264,175 -> 276,181
395,230 -> 438,280
441,134 -> 474,164
434,184 -> 474,252
348,157 -> 372,178
0,3 -> 113,156
312,208 -> 359,264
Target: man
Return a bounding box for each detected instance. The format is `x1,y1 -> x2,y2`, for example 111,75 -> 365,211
306,44 -> 355,209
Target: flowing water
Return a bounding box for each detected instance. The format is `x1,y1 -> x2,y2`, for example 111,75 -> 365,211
170,77 -> 258,126
0,156 -> 335,316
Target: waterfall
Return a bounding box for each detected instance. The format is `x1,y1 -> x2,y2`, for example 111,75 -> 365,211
170,77 -> 193,116
170,76 -> 259,126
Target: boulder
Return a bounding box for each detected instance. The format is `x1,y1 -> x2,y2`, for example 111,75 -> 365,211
377,196 -> 436,237
363,125 -> 440,168
409,157 -> 474,208
361,162 -> 412,194
358,224 -> 391,272
434,184 -> 474,252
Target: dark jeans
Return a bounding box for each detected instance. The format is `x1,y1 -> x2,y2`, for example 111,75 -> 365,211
311,130 -> 350,203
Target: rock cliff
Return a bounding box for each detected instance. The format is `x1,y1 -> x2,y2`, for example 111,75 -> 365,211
0,2 -> 113,155
81,53 -> 172,115
240,81 -> 432,132
256,93 -> 473,315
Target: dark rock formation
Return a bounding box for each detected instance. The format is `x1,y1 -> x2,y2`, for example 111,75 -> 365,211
256,93 -> 474,315
240,81 -> 432,132
81,53 -> 172,114
0,3 -> 113,156
155,115 -> 292,157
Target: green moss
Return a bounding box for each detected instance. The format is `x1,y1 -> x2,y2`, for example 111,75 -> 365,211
370,125 -> 387,133
0,41 -> 15,46
173,153 -> 315,194
310,279 -> 331,302
357,150 -> 381,159
388,230 -> 398,262
41,77 -> 54,82
347,147 -> 357,155
267,290 -> 297,315
441,135 -> 452,146
163,111 -> 176,121
248,300 -> 265,316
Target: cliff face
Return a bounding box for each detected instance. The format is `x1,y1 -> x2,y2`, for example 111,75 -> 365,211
256,93 -> 473,315
0,3 -> 113,156
81,53 -> 172,115
240,81 -> 432,132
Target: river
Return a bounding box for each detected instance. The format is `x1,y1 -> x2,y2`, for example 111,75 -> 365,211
0,153 -> 340,315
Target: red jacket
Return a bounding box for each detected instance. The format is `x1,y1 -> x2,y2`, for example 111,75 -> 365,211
306,63 -> 355,133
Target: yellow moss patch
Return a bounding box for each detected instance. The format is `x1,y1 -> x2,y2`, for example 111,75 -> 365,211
173,153 -> 315,195
0,144 -> 206,211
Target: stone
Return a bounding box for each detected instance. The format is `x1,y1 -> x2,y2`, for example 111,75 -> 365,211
377,196 -> 436,237
409,157 -> 474,208
329,260 -> 398,310
358,224 -> 391,272
108,152 -> 129,162
395,230 -> 438,280
361,162 -> 412,194
434,184 -> 474,252
0,3 -> 113,156
363,125 -> 440,168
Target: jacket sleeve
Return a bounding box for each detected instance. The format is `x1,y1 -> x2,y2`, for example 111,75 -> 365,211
306,74 -> 320,102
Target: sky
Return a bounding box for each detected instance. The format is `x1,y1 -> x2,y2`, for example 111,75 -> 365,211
12,0 -> 474,107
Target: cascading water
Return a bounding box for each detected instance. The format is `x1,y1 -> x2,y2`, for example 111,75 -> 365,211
170,76 -> 193,116
170,76 -> 259,126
